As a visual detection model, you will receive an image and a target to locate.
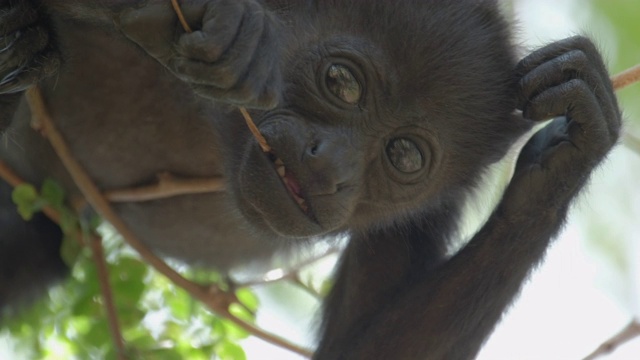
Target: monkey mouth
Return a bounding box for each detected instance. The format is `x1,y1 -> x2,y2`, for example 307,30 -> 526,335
267,152 -> 309,214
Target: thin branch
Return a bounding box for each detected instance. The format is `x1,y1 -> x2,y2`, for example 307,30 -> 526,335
0,159 -> 62,225
87,232 -> 128,360
622,131 -> 640,156
105,172 -> 225,202
583,319 -> 640,360
171,0 -> 271,153
25,86 -> 313,358
0,159 -> 24,187
233,246 -> 341,288
0,159 -> 125,357
170,0 -> 192,33
612,64 -> 640,90
290,274 -> 323,300
239,107 -> 271,153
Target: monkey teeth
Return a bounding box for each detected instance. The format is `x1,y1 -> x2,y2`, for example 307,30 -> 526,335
275,158 -> 286,177
270,154 -> 308,213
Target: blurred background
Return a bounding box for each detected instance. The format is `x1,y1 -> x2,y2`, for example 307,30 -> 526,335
2,0 -> 640,359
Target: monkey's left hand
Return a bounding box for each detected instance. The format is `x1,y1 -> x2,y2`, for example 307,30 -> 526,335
502,36 -> 621,216
0,1 -> 60,94
119,0 -> 282,110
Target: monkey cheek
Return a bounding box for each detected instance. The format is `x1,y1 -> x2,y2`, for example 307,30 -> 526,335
234,143 -> 326,238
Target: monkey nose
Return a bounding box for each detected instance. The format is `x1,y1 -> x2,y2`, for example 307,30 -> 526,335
303,138 -> 355,196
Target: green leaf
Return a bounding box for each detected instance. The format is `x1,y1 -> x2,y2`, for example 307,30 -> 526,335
235,288 -> 259,313
59,209 -> 79,234
11,184 -> 39,220
85,318 -> 110,346
222,304 -> 254,340
137,349 -> 184,360
40,178 -> 65,208
228,303 -> 254,323
215,340 -> 246,360
89,214 -> 102,231
60,234 -> 83,268
11,183 -> 38,204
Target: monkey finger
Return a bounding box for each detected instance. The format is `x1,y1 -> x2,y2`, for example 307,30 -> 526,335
523,79 -> 617,155
515,37 -> 576,78
516,50 -> 614,114
170,57 -> 240,89
171,30 -> 277,89
515,36 -> 611,81
176,1 -> 245,63
169,13 -> 265,89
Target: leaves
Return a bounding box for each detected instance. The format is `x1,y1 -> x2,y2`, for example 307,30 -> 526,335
11,183 -> 41,220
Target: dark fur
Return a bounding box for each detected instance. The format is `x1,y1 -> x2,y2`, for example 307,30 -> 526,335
0,1 -> 620,359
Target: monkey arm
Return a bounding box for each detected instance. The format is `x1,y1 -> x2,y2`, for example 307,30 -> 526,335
314,204 -> 564,359
315,36 -> 621,360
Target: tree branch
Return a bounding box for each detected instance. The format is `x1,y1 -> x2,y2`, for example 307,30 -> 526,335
105,172 -> 225,202
0,159 -> 62,225
0,159 -> 126,358
87,232 -> 128,360
25,86 -> 313,358
622,131 -> 640,156
612,64 -> 640,90
583,319 -> 640,360
233,246 -> 340,300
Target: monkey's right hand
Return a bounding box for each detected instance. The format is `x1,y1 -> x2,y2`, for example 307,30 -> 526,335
119,0 -> 282,110
0,1 -> 60,94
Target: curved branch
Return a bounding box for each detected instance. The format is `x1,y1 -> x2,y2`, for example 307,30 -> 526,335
105,172 -> 225,202
170,0 -> 271,153
583,319 -> 640,360
87,233 -> 128,360
0,159 -> 61,225
0,159 -> 126,358
25,86 -> 313,358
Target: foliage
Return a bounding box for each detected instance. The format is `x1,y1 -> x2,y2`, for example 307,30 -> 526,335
4,181 -> 260,360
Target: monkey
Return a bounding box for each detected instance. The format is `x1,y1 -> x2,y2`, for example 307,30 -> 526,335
0,0 -> 621,359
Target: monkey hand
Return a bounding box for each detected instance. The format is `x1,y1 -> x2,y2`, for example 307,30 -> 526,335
0,1 -> 60,94
502,36 -> 621,215
119,0 -> 282,110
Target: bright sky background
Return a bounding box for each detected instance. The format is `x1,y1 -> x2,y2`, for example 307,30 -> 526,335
240,1 -> 640,359
2,1 -> 639,359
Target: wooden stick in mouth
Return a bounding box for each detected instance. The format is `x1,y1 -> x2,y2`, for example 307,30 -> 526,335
170,0 -> 272,153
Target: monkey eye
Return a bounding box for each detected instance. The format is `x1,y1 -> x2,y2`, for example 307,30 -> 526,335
386,138 -> 424,173
325,64 -> 361,104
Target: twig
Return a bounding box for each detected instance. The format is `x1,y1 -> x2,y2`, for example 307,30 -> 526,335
170,0 -> 271,153
0,160 -> 24,187
25,86 -> 313,358
239,107 -> 271,152
0,159 -> 125,357
623,131 -> 640,156
87,232 -> 128,360
234,246 -> 341,288
582,319 -> 640,360
612,64 -> 640,90
170,0 -> 192,33
105,172 -> 225,202
290,274 -> 323,300
0,159 -> 62,225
